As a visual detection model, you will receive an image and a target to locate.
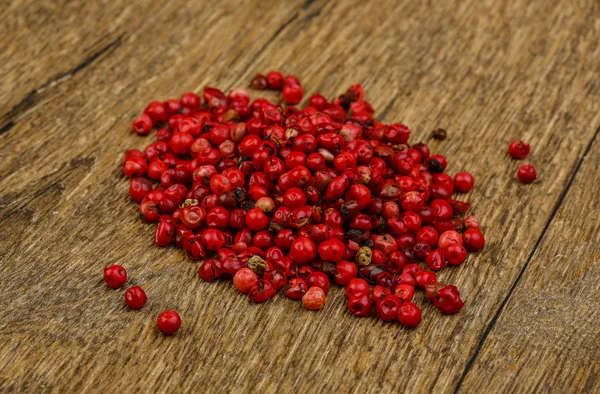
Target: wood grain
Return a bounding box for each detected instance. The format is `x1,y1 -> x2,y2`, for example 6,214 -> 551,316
0,0 -> 599,392
457,131 -> 600,393
0,1 -> 135,132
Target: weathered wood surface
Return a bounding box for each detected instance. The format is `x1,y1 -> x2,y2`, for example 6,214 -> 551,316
458,127 -> 600,393
0,0 -> 598,392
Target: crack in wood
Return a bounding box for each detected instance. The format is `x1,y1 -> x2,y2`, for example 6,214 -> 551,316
453,123 -> 600,394
0,34 -> 124,137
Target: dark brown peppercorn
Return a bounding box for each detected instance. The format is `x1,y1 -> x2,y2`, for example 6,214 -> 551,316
427,158 -> 445,173
251,74 -> 268,90
432,127 -> 447,140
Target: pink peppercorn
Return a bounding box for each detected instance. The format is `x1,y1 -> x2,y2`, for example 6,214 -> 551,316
517,164 -> 537,184
302,286 -> 326,310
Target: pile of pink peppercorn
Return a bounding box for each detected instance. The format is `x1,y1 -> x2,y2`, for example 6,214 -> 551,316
106,71 -> 536,335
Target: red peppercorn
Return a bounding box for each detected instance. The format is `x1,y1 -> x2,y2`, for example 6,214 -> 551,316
121,75 -> 492,329
397,302 -> 422,328
263,269 -> 286,290
425,248 -> 447,271
282,75 -> 303,105
517,164 -> 536,184
376,295 -> 402,321
144,101 -> 168,124
284,278 -> 308,300
463,229 -> 485,252
251,74 -> 268,90
397,272 -> 416,287
248,279 -> 276,303
428,284 -> 464,314
371,285 -> 391,303
129,178 -> 153,202
198,259 -> 221,281
345,278 -> 370,298
508,140 -> 530,159
157,310 -> 181,335
453,172 -> 475,193
181,92 -> 201,108
347,293 -> 372,317
463,215 -> 480,230
132,114 -> 153,136
334,260 -> 357,285
123,157 -> 147,178
233,268 -> 259,293
317,238 -> 346,263
125,286 -> 148,309
400,191 -> 424,212
283,188 -> 307,209
306,271 -> 330,293
266,71 -> 284,90
180,206 -> 206,229
415,269 -> 437,287
104,265 -> 127,288
393,284 -> 415,302
385,251 -> 408,274
290,237 -> 317,264
245,208 -> 269,231
302,286 -> 326,310
438,230 -> 463,249
445,243 -> 467,265
416,226 -> 439,248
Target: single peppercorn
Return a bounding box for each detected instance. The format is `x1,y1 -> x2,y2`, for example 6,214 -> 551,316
463,229 -> 485,251
290,237 -> 317,264
251,74 -> 268,90
248,279 -> 276,303
233,267 -> 259,293
266,71 -> 284,90
132,114 -> 153,136
393,284 -> 415,302
157,310 -> 181,335
306,271 -> 330,293
348,293 -> 372,317
355,246 -> 372,266
397,302 -> 422,327
453,172 -> 475,193
508,140 -> 531,159
517,164 -> 537,184
432,127 -> 447,140
302,286 -> 326,310
284,278 -> 308,300
125,286 -> 148,310
376,295 -> 402,321
104,265 -> 127,289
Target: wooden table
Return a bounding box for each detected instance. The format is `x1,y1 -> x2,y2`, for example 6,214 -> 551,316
1,0 -> 598,392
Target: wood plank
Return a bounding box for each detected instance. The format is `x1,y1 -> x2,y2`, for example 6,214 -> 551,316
456,130 -> 600,393
0,0 -> 599,392
0,1 -> 137,131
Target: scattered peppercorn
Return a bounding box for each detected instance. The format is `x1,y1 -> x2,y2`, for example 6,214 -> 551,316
432,127 -> 447,140
508,140 -> 531,160
517,164 -> 537,184
125,286 -> 148,309
157,310 -> 181,335
104,265 -> 127,289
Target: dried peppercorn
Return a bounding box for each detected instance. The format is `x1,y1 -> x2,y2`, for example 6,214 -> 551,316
432,127 -> 447,140
116,72 -> 491,332
302,287 -> 326,310
517,164 -> 537,184
157,310 -> 181,335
